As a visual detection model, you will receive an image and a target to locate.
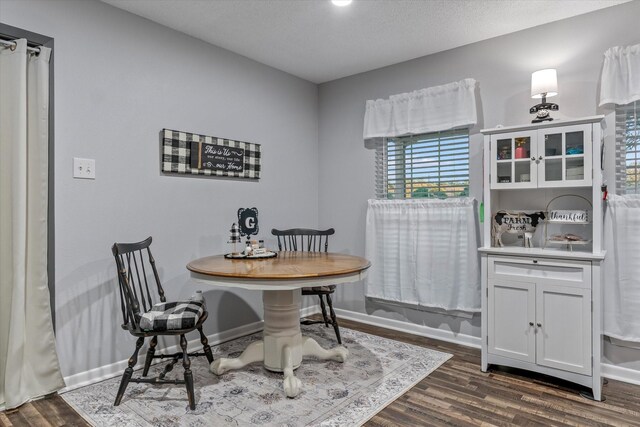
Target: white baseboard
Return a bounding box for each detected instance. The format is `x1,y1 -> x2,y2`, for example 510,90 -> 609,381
61,305 -> 320,393
60,321 -> 264,393
333,308 -> 481,349
602,363 -> 640,386
300,304 -> 322,317
366,297 -> 475,319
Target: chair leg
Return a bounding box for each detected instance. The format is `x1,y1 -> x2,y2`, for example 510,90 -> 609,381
319,295 -> 330,327
114,337 -> 144,406
325,294 -> 342,345
181,334 -> 195,410
142,336 -> 157,377
198,326 -> 214,364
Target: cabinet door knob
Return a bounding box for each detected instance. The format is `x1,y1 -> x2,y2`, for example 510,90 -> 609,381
529,322 -> 534,326
537,323 -> 542,327
532,260 -> 538,264
531,156 -> 536,161
538,156 -> 543,161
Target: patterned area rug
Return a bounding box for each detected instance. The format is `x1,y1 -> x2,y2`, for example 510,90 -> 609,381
62,325 -> 452,426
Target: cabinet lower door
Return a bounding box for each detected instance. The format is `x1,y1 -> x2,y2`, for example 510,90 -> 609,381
535,284 -> 592,375
488,280 -> 536,363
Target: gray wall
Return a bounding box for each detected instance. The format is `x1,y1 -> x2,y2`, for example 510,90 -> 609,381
0,0 -> 319,378
3,0 -> 640,380
317,1 -> 640,371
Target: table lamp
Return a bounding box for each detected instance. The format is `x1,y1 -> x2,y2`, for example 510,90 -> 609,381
530,69 -> 559,123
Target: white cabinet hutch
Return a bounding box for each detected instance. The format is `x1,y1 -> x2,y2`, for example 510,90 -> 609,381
479,116 -> 605,401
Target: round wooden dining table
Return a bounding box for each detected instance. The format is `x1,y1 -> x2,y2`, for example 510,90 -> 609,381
187,251 -> 370,397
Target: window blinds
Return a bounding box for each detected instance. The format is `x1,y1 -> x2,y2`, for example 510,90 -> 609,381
375,129 -> 469,199
616,101 -> 640,194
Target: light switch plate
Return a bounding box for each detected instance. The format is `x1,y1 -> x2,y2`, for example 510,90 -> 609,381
73,157 -> 95,179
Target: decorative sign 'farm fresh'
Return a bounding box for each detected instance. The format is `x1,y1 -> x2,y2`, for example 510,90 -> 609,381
190,142 -> 245,172
492,210 -> 546,247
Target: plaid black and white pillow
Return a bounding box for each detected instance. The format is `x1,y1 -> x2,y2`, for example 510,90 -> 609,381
139,300 -> 205,332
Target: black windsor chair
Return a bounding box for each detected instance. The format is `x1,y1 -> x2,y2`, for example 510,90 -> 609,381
111,236 -> 214,410
270,228 -> 342,344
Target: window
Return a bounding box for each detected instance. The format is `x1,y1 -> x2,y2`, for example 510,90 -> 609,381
375,129 -> 469,199
616,101 -> 640,194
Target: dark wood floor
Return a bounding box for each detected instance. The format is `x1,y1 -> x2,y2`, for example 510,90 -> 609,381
2,318 -> 640,426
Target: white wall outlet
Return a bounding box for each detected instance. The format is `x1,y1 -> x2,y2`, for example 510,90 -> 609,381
73,157 -> 96,179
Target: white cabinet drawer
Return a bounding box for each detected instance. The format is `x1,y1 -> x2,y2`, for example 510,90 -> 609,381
488,256 -> 591,288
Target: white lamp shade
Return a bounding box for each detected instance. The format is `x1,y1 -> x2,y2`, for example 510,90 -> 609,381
531,69 -> 558,98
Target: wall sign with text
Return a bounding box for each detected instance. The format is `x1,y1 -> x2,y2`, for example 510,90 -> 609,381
161,129 -> 261,180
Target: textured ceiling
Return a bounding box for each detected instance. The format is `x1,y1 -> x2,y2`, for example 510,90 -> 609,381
101,0 -> 629,83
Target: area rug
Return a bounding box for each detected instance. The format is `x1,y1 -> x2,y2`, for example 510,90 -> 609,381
62,324 -> 452,426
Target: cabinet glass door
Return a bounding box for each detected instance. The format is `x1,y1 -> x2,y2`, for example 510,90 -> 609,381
538,124 -> 592,187
566,130 -> 586,181
542,133 -> 563,182
490,131 -> 537,189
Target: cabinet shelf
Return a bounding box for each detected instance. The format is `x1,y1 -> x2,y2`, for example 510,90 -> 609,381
546,220 -> 590,225
546,239 -> 591,245
478,246 -> 605,260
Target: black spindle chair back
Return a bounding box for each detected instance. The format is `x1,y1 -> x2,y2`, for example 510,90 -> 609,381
112,236 -> 166,332
271,228 -> 334,253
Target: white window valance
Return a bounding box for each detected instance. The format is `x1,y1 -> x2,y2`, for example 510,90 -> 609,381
363,78 -> 477,148
599,44 -> 640,106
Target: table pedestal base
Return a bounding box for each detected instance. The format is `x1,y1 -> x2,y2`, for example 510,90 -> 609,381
210,288 -> 348,397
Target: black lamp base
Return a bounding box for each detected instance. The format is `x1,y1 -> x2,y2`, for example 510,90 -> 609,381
532,113 -> 554,123
530,96 -> 559,123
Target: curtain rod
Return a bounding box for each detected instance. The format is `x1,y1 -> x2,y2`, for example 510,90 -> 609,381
0,38 -> 41,54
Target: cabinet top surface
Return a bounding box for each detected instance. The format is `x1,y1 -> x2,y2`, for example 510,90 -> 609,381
481,115 -> 605,135
479,246 -> 605,261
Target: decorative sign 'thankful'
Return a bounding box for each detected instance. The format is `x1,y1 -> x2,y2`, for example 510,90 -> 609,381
548,210 -> 589,223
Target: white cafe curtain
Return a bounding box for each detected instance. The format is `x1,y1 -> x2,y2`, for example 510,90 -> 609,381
0,39 -> 65,409
603,195 -> 640,343
599,43 -> 640,106
363,78 -> 477,148
365,198 -> 481,312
